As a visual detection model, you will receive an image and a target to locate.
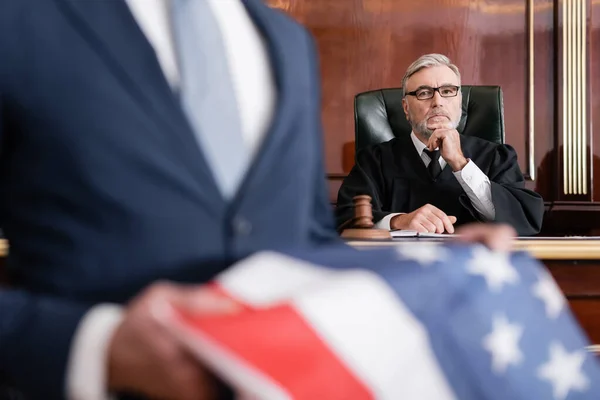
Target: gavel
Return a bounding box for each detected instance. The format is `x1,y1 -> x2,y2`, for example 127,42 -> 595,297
339,195 -> 392,240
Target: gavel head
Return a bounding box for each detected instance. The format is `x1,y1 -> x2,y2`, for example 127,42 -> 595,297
352,195 -> 374,229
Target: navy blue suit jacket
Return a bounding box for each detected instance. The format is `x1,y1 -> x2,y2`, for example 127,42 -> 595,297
0,0 -> 338,397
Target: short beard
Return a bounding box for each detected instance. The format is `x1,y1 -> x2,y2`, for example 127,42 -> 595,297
412,119 -> 435,140
407,109 -> 460,141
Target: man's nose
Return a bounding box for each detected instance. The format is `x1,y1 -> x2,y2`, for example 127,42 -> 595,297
431,90 -> 444,106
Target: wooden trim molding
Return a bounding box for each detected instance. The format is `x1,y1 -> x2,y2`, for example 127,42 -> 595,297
348,239 -> 600,260
587,345 -> 600,354
1,238 -> 600,260
561,0 -> 589,195
526,0 -> 536,180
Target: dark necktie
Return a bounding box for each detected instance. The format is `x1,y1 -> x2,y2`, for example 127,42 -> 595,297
423,149 -> 442,180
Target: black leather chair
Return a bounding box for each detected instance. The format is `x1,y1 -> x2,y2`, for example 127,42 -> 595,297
354,86 -> 505,154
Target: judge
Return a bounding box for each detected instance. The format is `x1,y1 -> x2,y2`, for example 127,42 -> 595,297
336,54 -> 544,236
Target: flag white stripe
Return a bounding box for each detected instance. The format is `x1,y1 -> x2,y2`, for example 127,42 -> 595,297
218,251 -> 337,306
219,252 -> 458,400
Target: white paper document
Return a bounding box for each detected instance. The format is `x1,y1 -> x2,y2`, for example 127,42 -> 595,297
391,230 -> 459,238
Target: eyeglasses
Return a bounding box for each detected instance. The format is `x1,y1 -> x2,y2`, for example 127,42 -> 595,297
405,85 -> 460,101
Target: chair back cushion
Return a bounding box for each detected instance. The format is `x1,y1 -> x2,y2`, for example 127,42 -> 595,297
354,86 -> 505,153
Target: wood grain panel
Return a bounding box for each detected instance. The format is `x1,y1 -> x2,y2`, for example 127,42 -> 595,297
542,260 -> 600,344
530,1 -> 557,199
327,176 -> 344,205
547,261 -> 600,296
569,299 -> 600,345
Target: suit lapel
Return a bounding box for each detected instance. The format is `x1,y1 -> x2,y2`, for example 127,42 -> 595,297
56,0 -> 225,209
57,0 -> 179,135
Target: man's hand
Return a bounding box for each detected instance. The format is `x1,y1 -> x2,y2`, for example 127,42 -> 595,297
455,223 -> 517,252
391,204 -> 457,233
107,282 -> 240,400
426,127 -> 468,171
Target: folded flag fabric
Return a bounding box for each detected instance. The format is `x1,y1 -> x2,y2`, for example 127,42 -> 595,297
168,243 -> 600,400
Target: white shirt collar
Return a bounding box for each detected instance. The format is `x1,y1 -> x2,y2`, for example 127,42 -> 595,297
410,131 -> 438,155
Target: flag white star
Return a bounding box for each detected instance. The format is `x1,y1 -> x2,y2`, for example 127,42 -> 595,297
466,246 -> 519,292
537,342 -> 589,400
482,314 -> 524,374
395,242 -> 449,266
532,273 -> 565,319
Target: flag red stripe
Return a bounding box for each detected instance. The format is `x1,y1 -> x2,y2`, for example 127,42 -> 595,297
204,282 -> 256,312
177,303 -> 374,400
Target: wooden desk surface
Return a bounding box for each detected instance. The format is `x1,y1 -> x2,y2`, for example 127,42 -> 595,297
0,238 -> 597,259
346,238 -> 600,260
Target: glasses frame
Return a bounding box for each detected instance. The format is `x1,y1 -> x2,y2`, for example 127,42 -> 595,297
405,85 -> 461,101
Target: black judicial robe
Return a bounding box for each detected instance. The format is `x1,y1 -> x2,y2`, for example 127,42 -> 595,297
336,134 -> 544,236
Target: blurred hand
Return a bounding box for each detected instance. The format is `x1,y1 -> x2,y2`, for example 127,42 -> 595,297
455,223 -> 516,252
426,127 -> 468,171
391,204 -> 457,233
107,282 -> 240,400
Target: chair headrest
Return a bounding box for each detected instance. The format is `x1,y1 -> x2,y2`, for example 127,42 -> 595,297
354,86 -> 505,154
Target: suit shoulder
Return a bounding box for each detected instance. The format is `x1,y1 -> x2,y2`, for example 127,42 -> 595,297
261,3 -> 312,39
256,2 -> 318,69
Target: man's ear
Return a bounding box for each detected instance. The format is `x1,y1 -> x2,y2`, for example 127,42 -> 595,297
402,98 -> 409,119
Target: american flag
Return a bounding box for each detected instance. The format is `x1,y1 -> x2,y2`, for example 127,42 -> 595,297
169,242 -> 600,399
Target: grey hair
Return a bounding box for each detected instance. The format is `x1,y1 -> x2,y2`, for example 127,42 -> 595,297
402,54 -> 461,95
